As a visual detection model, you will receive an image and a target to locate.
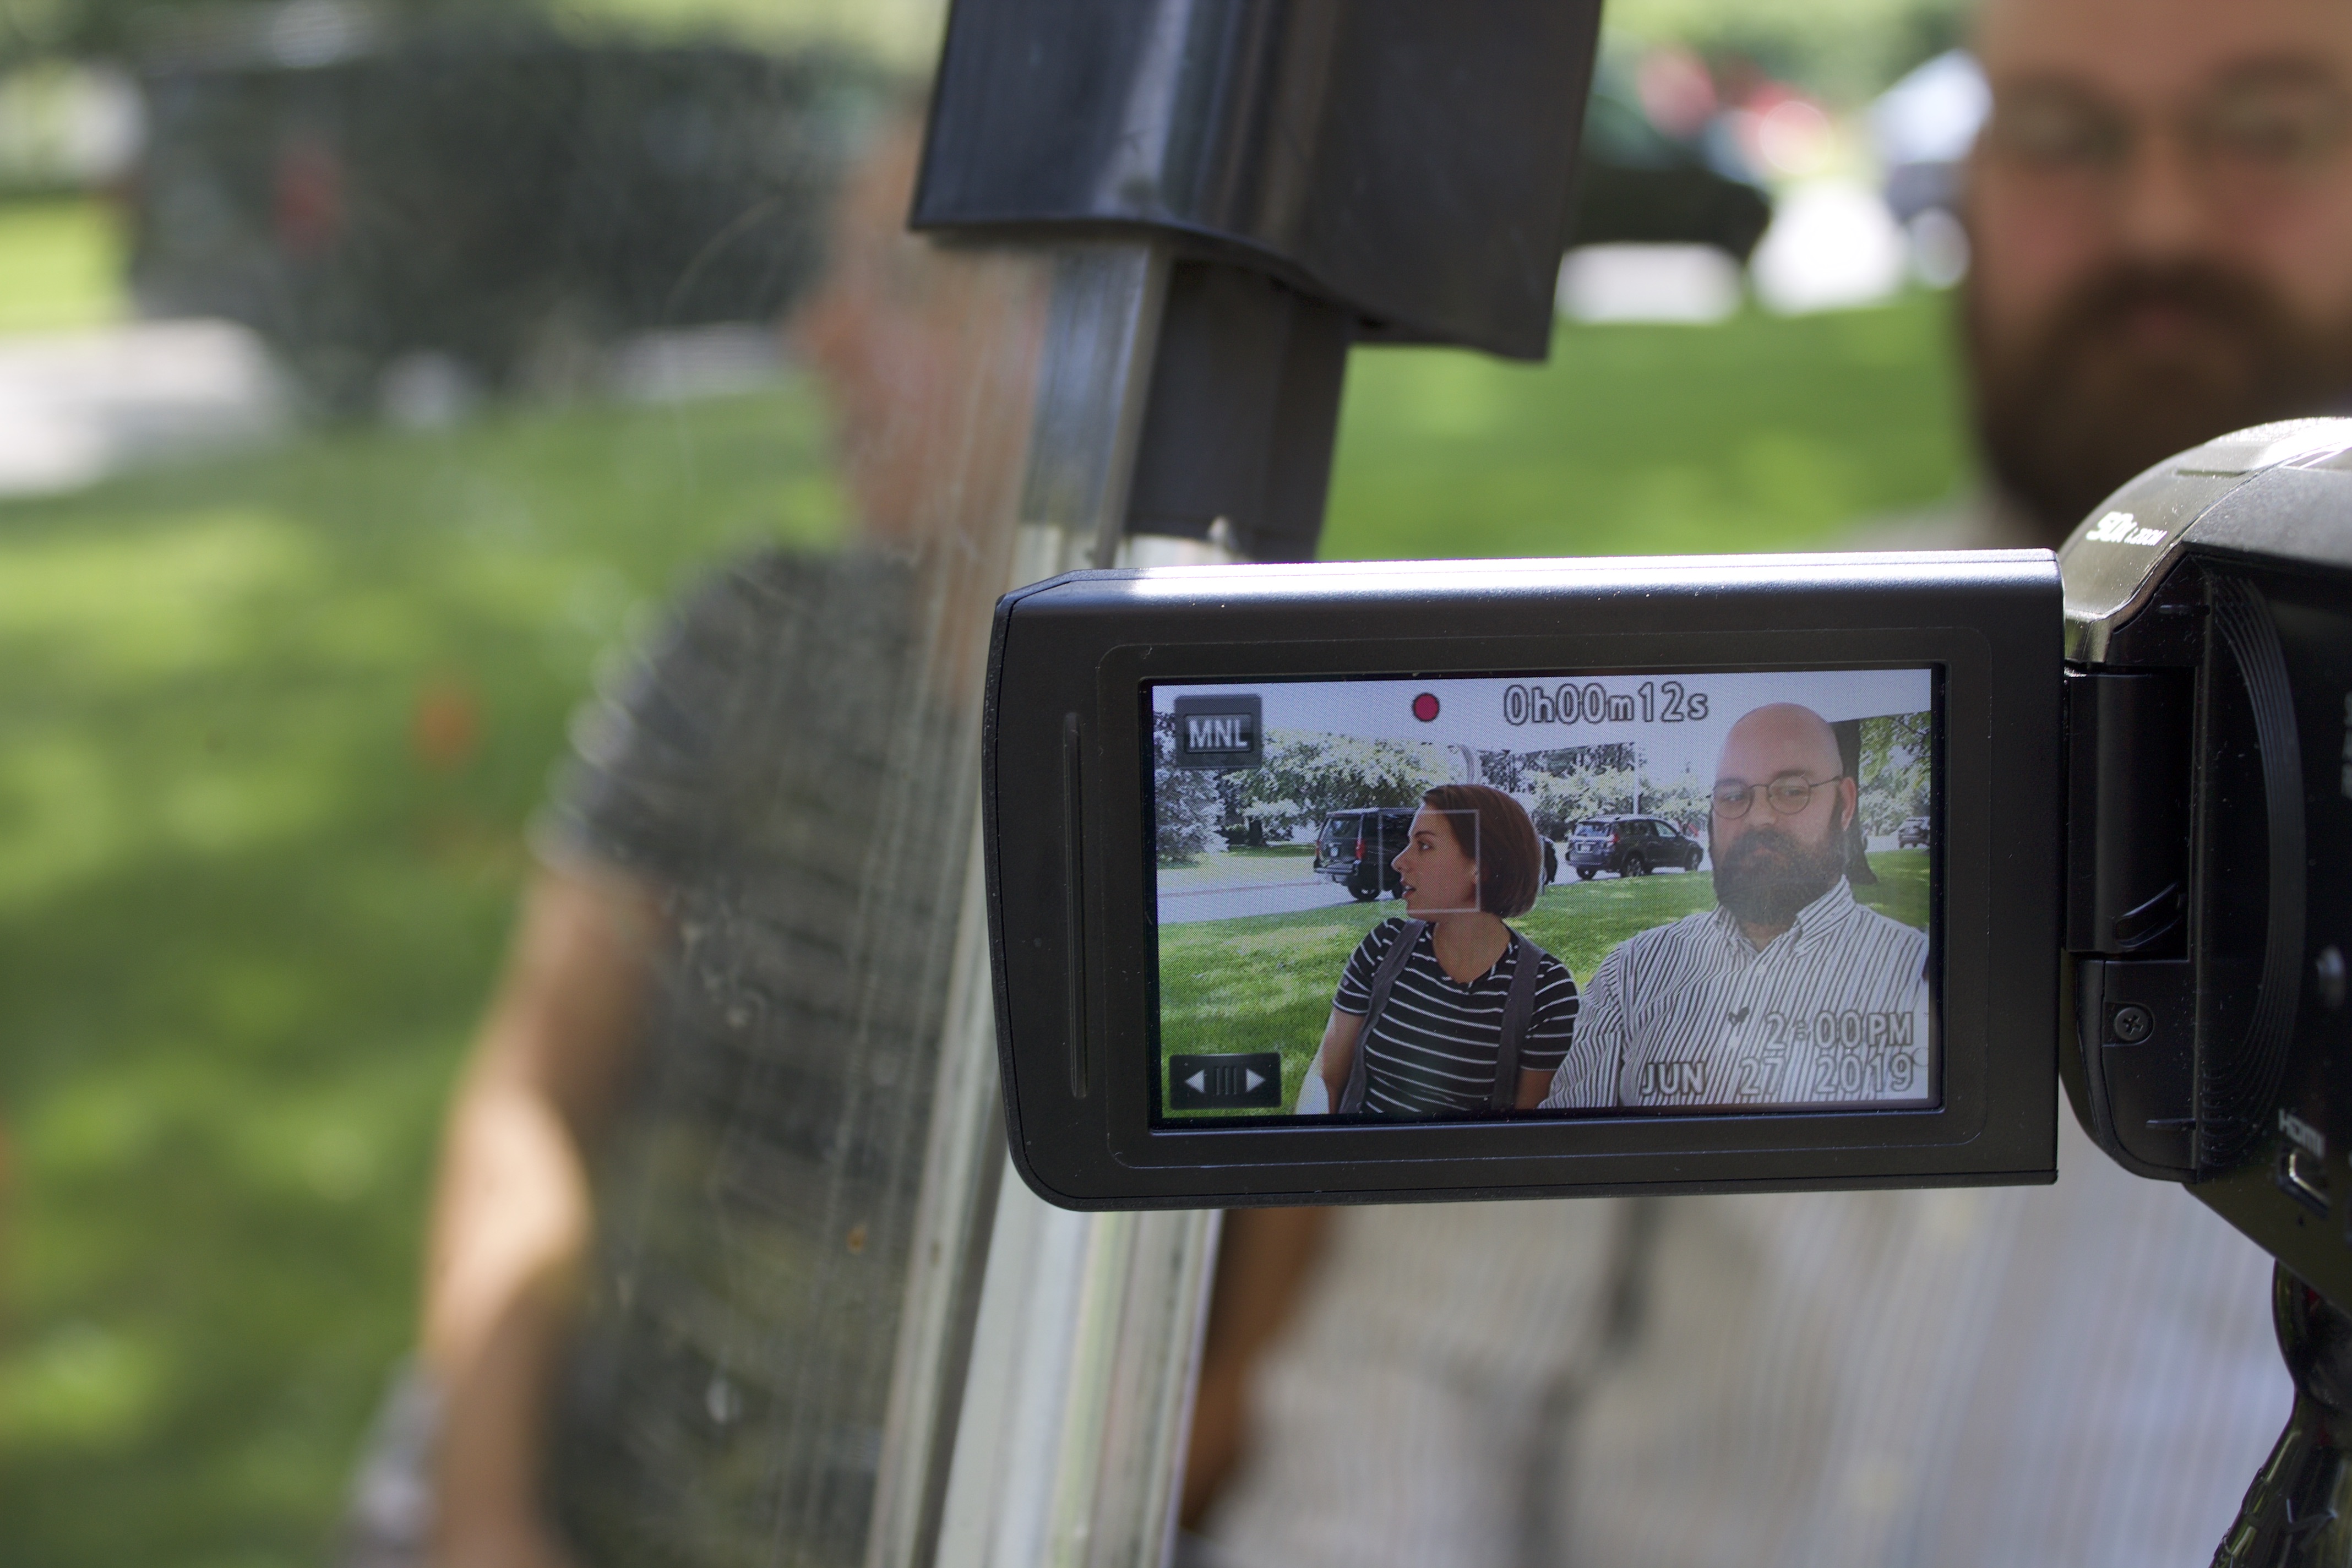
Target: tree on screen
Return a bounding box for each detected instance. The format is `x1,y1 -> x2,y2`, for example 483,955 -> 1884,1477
1857,711 -> 1932,834
1151,715 -> 1222,864
1232,731 -> 1449,835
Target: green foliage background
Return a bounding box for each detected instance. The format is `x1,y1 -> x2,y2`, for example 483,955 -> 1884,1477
0,186 -> 1969,1564
0,381 -> 847,1565
1322,301 -> 1967,561
0,0 -> 948,66
3,0 -> 1954,100
1603,0 -> 1969,106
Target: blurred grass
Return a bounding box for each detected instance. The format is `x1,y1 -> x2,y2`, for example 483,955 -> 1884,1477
0,197 -> 126,334
0,389 -> 845,1565
1325,300 -> 1970,559
0,280 -> 1964,1562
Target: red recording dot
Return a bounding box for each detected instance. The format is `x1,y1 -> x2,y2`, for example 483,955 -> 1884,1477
1411,692 -> 1440,722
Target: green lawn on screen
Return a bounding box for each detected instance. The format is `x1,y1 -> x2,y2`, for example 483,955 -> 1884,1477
0,269 -> 1962,1566
1157,851 -> 1930,1117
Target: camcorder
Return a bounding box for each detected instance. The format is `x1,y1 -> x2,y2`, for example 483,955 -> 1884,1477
981,418 -> 2352,1310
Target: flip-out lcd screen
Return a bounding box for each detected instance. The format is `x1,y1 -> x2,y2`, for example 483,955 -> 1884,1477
1148,668 -> 1939,1123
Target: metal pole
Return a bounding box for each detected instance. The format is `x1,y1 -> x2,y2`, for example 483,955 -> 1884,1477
868,241 -> 1223,1568
885,7 -> 1603,1555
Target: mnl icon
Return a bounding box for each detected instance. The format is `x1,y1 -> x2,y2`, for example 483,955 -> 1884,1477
1171,694 -> 1264,769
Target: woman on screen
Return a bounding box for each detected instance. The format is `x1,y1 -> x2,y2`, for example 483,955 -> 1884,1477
1303,784 -> 1580,1116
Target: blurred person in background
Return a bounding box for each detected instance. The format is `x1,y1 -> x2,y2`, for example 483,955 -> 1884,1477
341,119 -> 1046,1568
1968,0 -> 2352,534
362,0 -> 2352,1562
1872,0 -> 2352,548
1184,0 -> 2352,1564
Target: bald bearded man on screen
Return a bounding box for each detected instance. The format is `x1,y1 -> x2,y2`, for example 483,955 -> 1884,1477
1543,703 -> 1929,1111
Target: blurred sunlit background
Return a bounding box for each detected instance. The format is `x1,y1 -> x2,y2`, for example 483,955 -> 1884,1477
0,0 -> 1982,1560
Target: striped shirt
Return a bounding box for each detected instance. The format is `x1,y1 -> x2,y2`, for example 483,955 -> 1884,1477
1543,878 -> 1930,1110
1334,919 -> 1579,1117
1198,502 -> 2285,1568
1202,1115 -> 2286,1568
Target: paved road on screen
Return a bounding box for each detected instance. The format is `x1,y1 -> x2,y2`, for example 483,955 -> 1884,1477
1156,876 -> 1371,924
1153,850 -> 1722,925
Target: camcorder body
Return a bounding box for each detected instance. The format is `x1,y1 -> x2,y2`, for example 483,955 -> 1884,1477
981,418 -> 2352,1310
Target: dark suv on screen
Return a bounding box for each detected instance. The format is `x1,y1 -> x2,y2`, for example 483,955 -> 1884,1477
1566,815 -> 1705,878
1313,808 -> 1418,900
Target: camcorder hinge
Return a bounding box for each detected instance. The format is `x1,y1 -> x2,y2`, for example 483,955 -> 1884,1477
2065,661 -> 2197,1179
2057,424 -> 2352,1201
2053,417 -> 2352,1568
2063,553 -> 2312,1185
2192,570 -> 2308,1170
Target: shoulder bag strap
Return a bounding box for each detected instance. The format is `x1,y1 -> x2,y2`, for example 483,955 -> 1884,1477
1489,930 -> 1542,1113
1340,919 -> 1425,1114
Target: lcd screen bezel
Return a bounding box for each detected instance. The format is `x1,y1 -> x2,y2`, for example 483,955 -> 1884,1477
981,553 -> 2061,1207
1137,663 -> 1946,1127
1086,627 -> 1998,1179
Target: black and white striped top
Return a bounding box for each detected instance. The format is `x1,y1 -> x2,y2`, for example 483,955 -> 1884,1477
1204,1115 -> 2286,1568
1543,878 -> 1930,1110
1199,500 -> 2289,1568
1333,919 -> 1580,1117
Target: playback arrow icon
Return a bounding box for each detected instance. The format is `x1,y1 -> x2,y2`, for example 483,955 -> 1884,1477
1169,1053 -> 1281,1107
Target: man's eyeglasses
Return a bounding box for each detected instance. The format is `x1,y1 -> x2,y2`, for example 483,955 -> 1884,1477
1712,773 -> 1843,820
1979,68 -> 2352,204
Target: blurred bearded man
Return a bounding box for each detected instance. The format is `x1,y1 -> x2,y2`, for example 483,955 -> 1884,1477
1188,4 -> 2309,1566
1967,0 -> 2352,538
